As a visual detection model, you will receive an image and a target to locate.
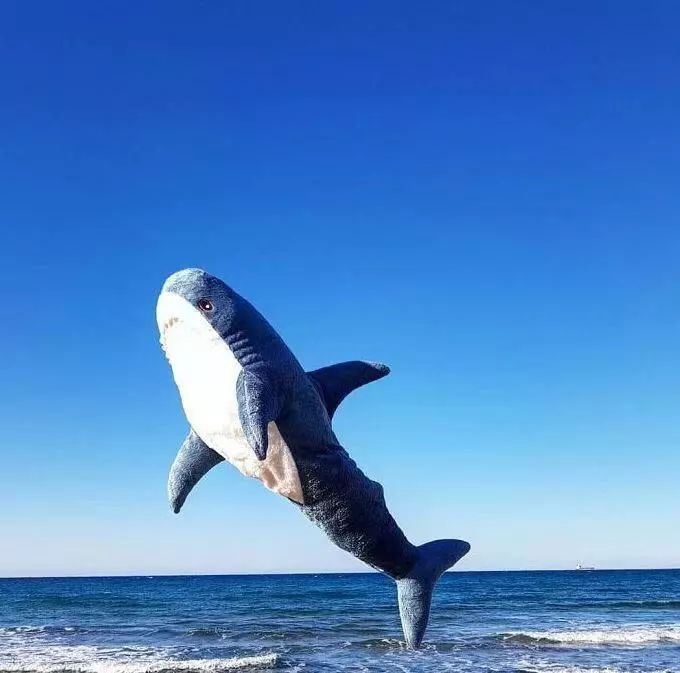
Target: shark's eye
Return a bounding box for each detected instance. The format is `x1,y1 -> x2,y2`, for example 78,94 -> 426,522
197,299 -> 214,312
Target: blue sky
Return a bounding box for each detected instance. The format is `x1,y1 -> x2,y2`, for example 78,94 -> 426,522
2,2 -> 680,576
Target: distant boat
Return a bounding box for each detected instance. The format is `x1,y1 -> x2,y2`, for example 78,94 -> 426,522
576,563 -> 595,571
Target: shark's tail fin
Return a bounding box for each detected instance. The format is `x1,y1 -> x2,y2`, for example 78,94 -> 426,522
396,539 -> 470,648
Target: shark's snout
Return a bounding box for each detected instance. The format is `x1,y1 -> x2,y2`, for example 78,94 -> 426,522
161,268 -> 210,294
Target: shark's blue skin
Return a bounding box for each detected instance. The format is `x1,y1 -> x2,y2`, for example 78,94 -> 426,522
157,269 -> 470,648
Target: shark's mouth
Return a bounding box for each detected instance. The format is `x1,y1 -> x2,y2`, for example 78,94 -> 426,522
158,315 -> 181,357
158,294 -> 202,355
157,291 -> 224,365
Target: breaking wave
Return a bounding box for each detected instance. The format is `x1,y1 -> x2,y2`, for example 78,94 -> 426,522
0,643 -> 279,673
517,663 -> 676,673
0,657 -> 278,673
499,625 -> 680,646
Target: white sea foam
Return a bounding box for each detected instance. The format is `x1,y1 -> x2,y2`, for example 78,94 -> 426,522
0,643 -> 279,673
0,658 -> 278,673
503,624 -> 680,646
517,660 -> 678,673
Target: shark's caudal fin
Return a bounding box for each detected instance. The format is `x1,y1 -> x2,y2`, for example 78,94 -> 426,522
307,361 -> 390,419
396,539 -> 470,649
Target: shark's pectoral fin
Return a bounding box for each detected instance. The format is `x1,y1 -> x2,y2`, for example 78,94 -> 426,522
307,361 -> 390,419
168,430 -> 224,513
236,368 -> 282,461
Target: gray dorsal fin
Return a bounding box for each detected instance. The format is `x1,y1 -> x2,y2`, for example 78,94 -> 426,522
307,361 -> 390,419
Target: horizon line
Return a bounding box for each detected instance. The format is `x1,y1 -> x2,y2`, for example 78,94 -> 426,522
2,567 -> 679,580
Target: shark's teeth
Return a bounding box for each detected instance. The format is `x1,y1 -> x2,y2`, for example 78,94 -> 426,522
159,316 -> 182,355
158,312 -> 223,362
162,316 -> 180,331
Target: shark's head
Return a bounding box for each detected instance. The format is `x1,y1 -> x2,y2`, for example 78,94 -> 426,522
156,268 -> 239,356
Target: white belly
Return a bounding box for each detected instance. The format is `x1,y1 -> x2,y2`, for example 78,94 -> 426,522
163,312 -> 304,504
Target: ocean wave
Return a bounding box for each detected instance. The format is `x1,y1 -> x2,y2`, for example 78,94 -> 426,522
517,663 -> 677,673
357,638 -> 408,650
23,597 -> 147,609
500,625 -> 680,646
436,599 -> 680,613
0,643 -> 279,673
0,627 -> 86,636
185,627 -> 229,639
0,655 -> 278,673
545,600 -> 680,611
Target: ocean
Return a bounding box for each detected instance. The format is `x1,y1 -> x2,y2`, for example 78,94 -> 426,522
1,570 -> 679,673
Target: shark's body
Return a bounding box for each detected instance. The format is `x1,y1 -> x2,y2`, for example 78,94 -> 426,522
157,269 -> 469,647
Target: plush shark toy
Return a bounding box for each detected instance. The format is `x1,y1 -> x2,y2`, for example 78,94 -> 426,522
157,268 -> 469,648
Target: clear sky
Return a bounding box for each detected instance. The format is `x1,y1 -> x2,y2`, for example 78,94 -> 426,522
2,2 -> 680,576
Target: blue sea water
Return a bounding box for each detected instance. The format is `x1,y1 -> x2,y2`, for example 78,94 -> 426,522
1,570 -> 679,673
